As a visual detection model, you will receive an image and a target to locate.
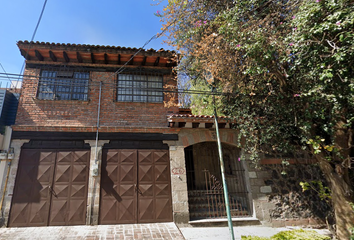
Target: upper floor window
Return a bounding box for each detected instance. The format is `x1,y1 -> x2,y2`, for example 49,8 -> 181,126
117,73 -> 163,103
37,70 -> 89,100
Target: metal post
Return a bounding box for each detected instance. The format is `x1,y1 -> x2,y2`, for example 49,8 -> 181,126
213,87 -> 235,240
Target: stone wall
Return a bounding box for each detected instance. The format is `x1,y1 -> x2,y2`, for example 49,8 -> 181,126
247,159 -> 332,227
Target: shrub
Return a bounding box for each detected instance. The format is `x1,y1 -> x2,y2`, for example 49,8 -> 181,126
241,229 -> 330,240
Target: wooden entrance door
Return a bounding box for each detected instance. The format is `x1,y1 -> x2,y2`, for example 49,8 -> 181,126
99,149 -> 172,224
8,149 -> 90,227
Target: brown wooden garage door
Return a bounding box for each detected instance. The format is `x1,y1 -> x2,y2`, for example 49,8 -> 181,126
8,149 -> 90,227
99,149 -> 172,224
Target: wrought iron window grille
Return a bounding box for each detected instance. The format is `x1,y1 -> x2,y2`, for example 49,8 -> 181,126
116,71 -> 164,103
37,68 -> 90,101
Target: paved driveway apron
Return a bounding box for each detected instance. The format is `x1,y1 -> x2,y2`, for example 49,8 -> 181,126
0,223 -> 185,240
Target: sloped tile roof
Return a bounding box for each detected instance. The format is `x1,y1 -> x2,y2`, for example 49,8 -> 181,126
17,40 -> 176,55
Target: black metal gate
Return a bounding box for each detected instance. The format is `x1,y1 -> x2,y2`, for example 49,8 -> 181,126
185,143 -> 252,220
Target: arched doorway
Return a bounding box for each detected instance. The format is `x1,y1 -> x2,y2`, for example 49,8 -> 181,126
185,142 -> 252,220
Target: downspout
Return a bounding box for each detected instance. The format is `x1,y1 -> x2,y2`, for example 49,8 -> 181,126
90,81 -> 102,225
94,81 -> 102,163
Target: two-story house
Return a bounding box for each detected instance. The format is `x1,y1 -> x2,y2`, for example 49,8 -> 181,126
1,41 -> 331,229
3,41 -> 180,227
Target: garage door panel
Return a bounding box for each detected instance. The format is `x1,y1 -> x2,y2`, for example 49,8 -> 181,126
138,151 -> 153,164
103,165 -> 118,183
120,150 -> 137,164
120,164 -> 135,182
120,184 -> 135,197
139,184 -> 153,197
119,199 -> 136,223
8,203 -> 29,226
54,165 -> 71,183
9,149 -> 89,227
100,200 -> 117,224
100,149 -> 172,224
100,149 -> 137,224
154,151 -> 169,163
28,201 -> 49,225
52,150 -> 89,226
67,199 -> 86,224
52,185 -> 69,198
155,184 -> 170,197
101,184 -> 118,197
49,199 -> 67,226
37,165 -> 54,183
105,151 -> 119,163
56,152 -> 72,163
155,165 -> 170,182
8,149 -> 55,227
72,165 -> 88,182
138,198 -> 154,223
12,178 -> 32,201
155,198 -> 172,221
39,151 -> 55,163
73,151 -> 90,163
71,184 -> 86,198
138,165 -> 153,182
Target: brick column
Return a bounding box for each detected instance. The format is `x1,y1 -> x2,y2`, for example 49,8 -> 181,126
84,140 -> 109,225
165,142 -> 189,224
1,139 -> 30,227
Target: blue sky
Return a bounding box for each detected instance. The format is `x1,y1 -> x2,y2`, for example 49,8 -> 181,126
0,0 -> 169,87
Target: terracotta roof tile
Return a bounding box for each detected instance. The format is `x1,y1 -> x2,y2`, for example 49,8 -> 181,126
17,40 -> 176,55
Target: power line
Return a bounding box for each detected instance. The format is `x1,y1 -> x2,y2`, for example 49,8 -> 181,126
0,63 -> 12,84
0,71 -> 226,96
114,0 -> 197,75
16,0 -> 48,86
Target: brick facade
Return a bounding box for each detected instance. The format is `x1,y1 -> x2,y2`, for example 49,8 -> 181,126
15,68 -> 178,131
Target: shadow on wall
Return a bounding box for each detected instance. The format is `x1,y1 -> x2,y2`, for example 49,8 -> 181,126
266,164 -> 334,224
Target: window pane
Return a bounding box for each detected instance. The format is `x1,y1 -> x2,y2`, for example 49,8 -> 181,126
37,70 -> 89,101
117,73 -> 163,103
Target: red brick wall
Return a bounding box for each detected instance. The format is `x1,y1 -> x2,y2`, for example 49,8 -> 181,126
15,67 -> 178,131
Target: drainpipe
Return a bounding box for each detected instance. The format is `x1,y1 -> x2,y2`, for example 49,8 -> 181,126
212,86 -> 235,240
89,81 -> 102,225
94,81 -> 102,164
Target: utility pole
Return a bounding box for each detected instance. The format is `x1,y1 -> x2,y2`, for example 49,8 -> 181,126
212,86 -> 235,240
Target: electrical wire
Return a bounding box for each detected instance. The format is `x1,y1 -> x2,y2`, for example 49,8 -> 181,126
16,0 -> 48,86
0,63 -> 12,84
114,0 -> 198,75
0,71 -> 225,96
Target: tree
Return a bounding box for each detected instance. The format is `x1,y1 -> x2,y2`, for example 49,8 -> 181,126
158,0 -> 354,239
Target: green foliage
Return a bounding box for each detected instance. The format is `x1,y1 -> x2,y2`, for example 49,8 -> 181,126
299,180 -> 331,201
189,80 -> 224,116
158,0 -> 354,237
241,236 -> 269,240
159,0 -> 354,161
241,229 -> 330,240
271,229 -> 330,240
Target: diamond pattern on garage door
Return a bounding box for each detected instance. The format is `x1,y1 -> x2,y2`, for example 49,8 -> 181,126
100,149 -> 172,224
8,149 -> 89,227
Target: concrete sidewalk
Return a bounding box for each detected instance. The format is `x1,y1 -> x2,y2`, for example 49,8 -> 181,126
0,223 -> 185,240
0,223 -> 332,240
